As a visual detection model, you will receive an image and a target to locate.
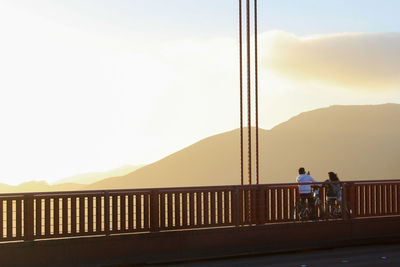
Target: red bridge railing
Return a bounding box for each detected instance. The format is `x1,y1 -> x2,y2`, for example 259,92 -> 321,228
351,181 -> 400,217
1,180 -> 400,242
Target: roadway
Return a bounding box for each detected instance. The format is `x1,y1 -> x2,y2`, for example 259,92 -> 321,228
166,243 -> 400,267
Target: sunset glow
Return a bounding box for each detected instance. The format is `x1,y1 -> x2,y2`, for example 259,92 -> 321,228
0,0 -> 399,185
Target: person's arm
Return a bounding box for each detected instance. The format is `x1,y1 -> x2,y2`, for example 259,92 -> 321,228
310,176 -> 322,188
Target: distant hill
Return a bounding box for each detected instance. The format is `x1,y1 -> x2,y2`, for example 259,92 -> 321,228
0,181 -> 85,194
0,165 -> 144,193
87,103 -> 400,190
53,165 -> 144,185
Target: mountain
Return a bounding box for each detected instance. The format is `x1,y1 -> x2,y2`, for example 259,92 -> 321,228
0,181 -> 86,194
0,183 -> 14,193
87,103 -> 400,190
0,165 -> 144,193
53,165 -> 144,185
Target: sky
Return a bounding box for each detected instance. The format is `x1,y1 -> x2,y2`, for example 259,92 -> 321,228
0,0 -> 399,185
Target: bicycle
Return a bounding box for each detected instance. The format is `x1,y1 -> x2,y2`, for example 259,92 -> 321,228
292,186 -> 325,222
323,186 -> 352,220
325,198 -> 342,219
292,199 -> 310,221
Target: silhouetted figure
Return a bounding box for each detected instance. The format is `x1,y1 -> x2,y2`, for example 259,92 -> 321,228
325,171 -> 342,205
296,167 -> 318,219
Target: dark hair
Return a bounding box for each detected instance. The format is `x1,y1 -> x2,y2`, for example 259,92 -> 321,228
298,167 -> 305,175
328,172 -> 339,181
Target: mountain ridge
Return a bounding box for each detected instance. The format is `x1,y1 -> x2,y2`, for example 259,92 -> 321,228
1,103 -> 398,193
53,164 -> 144,185
0,165 -> 144,193
86,103 -> 400,190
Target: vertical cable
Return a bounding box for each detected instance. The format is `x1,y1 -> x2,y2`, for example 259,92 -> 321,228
254,0 -> 259,185
246,0 -> 252,185
239,0 -> 244,186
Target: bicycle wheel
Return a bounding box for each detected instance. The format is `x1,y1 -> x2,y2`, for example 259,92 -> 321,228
300,207 -> 310,221
334,205 -> 342,218
325,201 -> 336,219
342,201 -> 352,218
292,202 -> 301,222
292,201 -> 306,222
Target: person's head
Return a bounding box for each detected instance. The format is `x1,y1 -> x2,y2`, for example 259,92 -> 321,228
298,167 -> 305,175
328,172 -> 339,181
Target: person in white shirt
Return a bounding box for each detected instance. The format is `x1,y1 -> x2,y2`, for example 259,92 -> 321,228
296,167 -> 318,219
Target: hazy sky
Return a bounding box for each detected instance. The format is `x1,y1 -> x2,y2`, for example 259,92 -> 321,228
0,0 -> 399,184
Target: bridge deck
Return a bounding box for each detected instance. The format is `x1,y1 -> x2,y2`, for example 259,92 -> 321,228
1,180 -> 400,265
1,216 -> 400,266
172,243 -> 400,267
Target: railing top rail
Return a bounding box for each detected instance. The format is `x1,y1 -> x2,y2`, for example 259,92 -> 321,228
0,184 -> 247,197
0,194 -> 26,199
0,179 -> 400,197
351,179 -> 400,185
0,183 -> 307,197
0,188 -> 155,197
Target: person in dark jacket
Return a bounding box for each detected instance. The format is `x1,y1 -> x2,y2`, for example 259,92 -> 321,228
325,172 -> 342,205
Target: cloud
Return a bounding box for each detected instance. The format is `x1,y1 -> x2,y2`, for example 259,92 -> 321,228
261,31 -> 400,90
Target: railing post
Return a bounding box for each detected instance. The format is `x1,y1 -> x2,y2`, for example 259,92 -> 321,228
344,182 -> 355,220
150,190 -> 159,232
23,194 -> 34,241
104,191 -> 110,236
233,187 -> 241,227
257,186 -> 265,225
250,186 -> 256,224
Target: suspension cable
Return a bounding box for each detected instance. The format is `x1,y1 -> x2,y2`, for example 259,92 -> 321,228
246,0 -> 252,185
254,0 -> 259,185
239,0 -> 244,186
